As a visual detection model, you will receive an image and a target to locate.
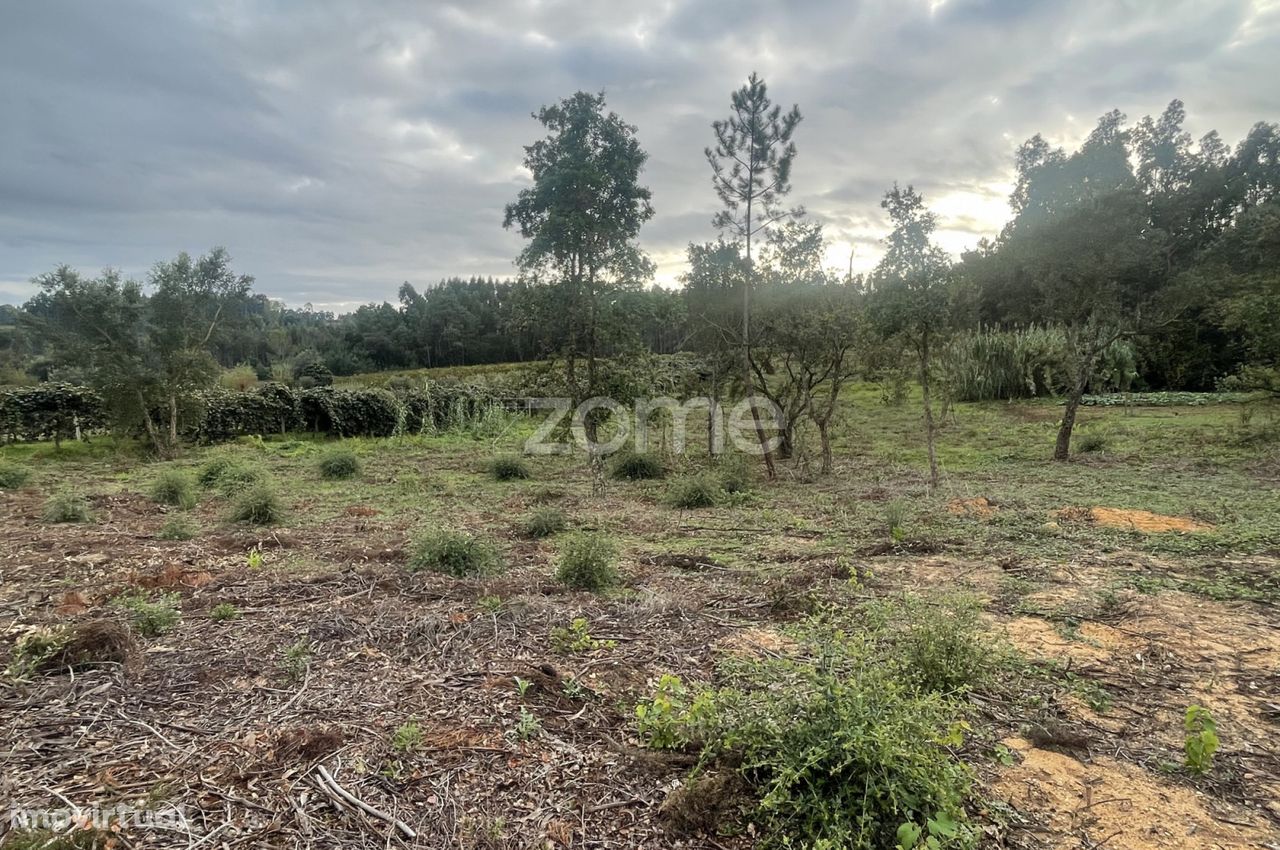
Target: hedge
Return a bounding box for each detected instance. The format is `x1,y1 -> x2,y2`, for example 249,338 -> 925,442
0,383 -> 105,445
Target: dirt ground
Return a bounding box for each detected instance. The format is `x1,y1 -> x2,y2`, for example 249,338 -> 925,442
2,419 -> 1279,848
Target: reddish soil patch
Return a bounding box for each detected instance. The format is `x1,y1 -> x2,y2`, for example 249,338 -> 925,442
1057,506 -> 1214,533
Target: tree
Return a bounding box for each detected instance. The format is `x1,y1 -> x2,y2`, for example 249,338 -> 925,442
503,90 -> 655,419
24,248 -> 251,456
706,72 -> 802,478
871,184 -> 952,490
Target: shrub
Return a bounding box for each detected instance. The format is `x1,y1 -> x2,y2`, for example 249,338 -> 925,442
280,639 -> 311,681
717,456 -> 753,495
639,622 -> 977,848
114,592 -> 181,637
6,628 -> 69,679
392,719 -> 424,753
157,515 -> 199,540
550,617 -> 616,654
610,450 -> 665,481
0,460 -> 31,489
666,475 -> 719,509
42,490 -> 92,523
210,602 -> 241,622
524,506 -> 566,538
227,483 -> 285,525
408,528 -> 502,577
556,533 -> 620,591
198,455 -> 264,494
197,455 -> 238,487
1076,432 -> 1107,454
1184,705 -> 1219,774
864,593 -> 993,695
318,447 -> 361,480
490,455 -> 531,481
149,469 -> 197,509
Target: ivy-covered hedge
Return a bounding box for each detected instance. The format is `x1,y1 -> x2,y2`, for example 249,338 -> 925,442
0,383 -> 105,445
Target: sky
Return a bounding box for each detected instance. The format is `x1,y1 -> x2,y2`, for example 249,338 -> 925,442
2,0 -> 1278,311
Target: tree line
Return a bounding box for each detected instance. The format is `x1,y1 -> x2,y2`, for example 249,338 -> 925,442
1,77 -> 1276,472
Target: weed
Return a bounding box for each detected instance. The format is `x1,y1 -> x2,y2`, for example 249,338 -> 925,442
514,676 -> 532,698
42,489 -> 92,523
1183,704 -> 1219,774
0,460 -> 31,489
634,673 -> 714,750
199,456 -> 263,493
550,617 -> 617,653
885,499 -> 909,542
490,455 -> 531,481
477,595 -> 504,614
246,547 -> 265,569
227,483 -> 285,525
865,593 -> 993,694
318,447 -> 361,480
513,707 -> 541,740
1076,432 -> 1108,454
610,450 -> 665,481
280,639 -> 311,682
149,468 -> 197,509
6,628 -> 69,679
392,719 -> 424,753
524,506 -> 567,538
2,828 -> 111,849
556,532 -> 620,590
210,602 -> 241,622
157,514 -> 199,540
114,592 -> 181,637
408,528 -> 502,577
716,455 -> 753,494
666,475 -> 719,509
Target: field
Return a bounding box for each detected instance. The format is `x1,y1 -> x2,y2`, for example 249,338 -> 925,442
2,388 -> 1279,849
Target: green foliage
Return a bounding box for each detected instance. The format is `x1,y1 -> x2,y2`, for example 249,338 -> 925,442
490,455 -> 531,481
42,489 -> 92,523
514,706 -> 541,740
637,617 -> 977,849
550,617 -> 617,654
1183,705 -> 1219,774
716,455 -> 754,494
317,447 -> 361,480
280,639 -> 311,681
1075,431 -> 1107,453
0,382 -> 105,445
523,506 -> 566,538
1,828 -> 111,850
6,628 -> 69,680
210,602 -> 240,621
408,528 -> 502,577
610,449 -> 665,481
114,592 -> 181,637
666,474 -> 720,509
0,459 -> 31,489
555,532 -> 620,590
149,468 -> 197,509
227,482 -> 285,525
157,515 -> 199,540
392,719 -> 424,753
884,500 -> 909,542
861,593 -> 993,694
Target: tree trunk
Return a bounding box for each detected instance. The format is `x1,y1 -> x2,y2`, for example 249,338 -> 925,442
137,391 -> 165,456
743,225 -> 777,478
817,418 -> 832,474
167,393 -> 179,453
920,334 -> 940,492
1054,378 -> 1087,461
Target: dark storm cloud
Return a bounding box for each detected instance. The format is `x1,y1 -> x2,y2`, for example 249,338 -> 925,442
1,0 -> 1277,307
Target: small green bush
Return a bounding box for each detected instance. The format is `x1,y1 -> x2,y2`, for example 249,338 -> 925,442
42,490 -> 93,523
392,719 -> 424,753
210,602 -> 241,622
0,460 -> 31,489
1076,432 -> 1108,454
865,593 -> 993,694
1184,704 -> 1219,774
149,469 -> 197,509
556,532 -> 620,590
666,475 -> 719,509
490,455 -> 531,481
199,456 -> 264,494
408,528 -> 502,577
157,515 -> 199,540
318,447 -> 361,480
610,450 -> 665,481
6,628 -> 70,680
197,455 -> 238,487
550,617 -> 616,653
280,639 -> 311,681
524,506 -> 567,538
227,483 -> 285,525
114,592 -> 181,637
717,456 -> 753,494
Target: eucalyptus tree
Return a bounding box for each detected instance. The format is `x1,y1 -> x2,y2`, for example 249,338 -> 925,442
705,72 -> 802,477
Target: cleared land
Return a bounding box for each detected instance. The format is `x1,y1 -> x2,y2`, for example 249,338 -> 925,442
2,388 -> 1279,848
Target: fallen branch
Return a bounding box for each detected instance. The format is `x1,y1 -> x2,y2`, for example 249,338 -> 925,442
314,764 -> 416,839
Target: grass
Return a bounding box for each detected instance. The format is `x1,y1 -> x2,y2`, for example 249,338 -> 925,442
490,455 -> 531,481
610,449 -> 665,481
666,474 -> 720,509
523,506 -> 567,538
556,532 -> 619,590
408,528 -> 503,577
42,489 -> 93,523
157,514 -> 199,540
149,468 -> 197,509
0,459 -> 31,489
114,592 -> 181,637
227,483 -> 285,525
318,447 -> 361,480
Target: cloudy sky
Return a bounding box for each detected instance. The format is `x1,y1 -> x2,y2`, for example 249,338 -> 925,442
2,0 -> 1277,310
